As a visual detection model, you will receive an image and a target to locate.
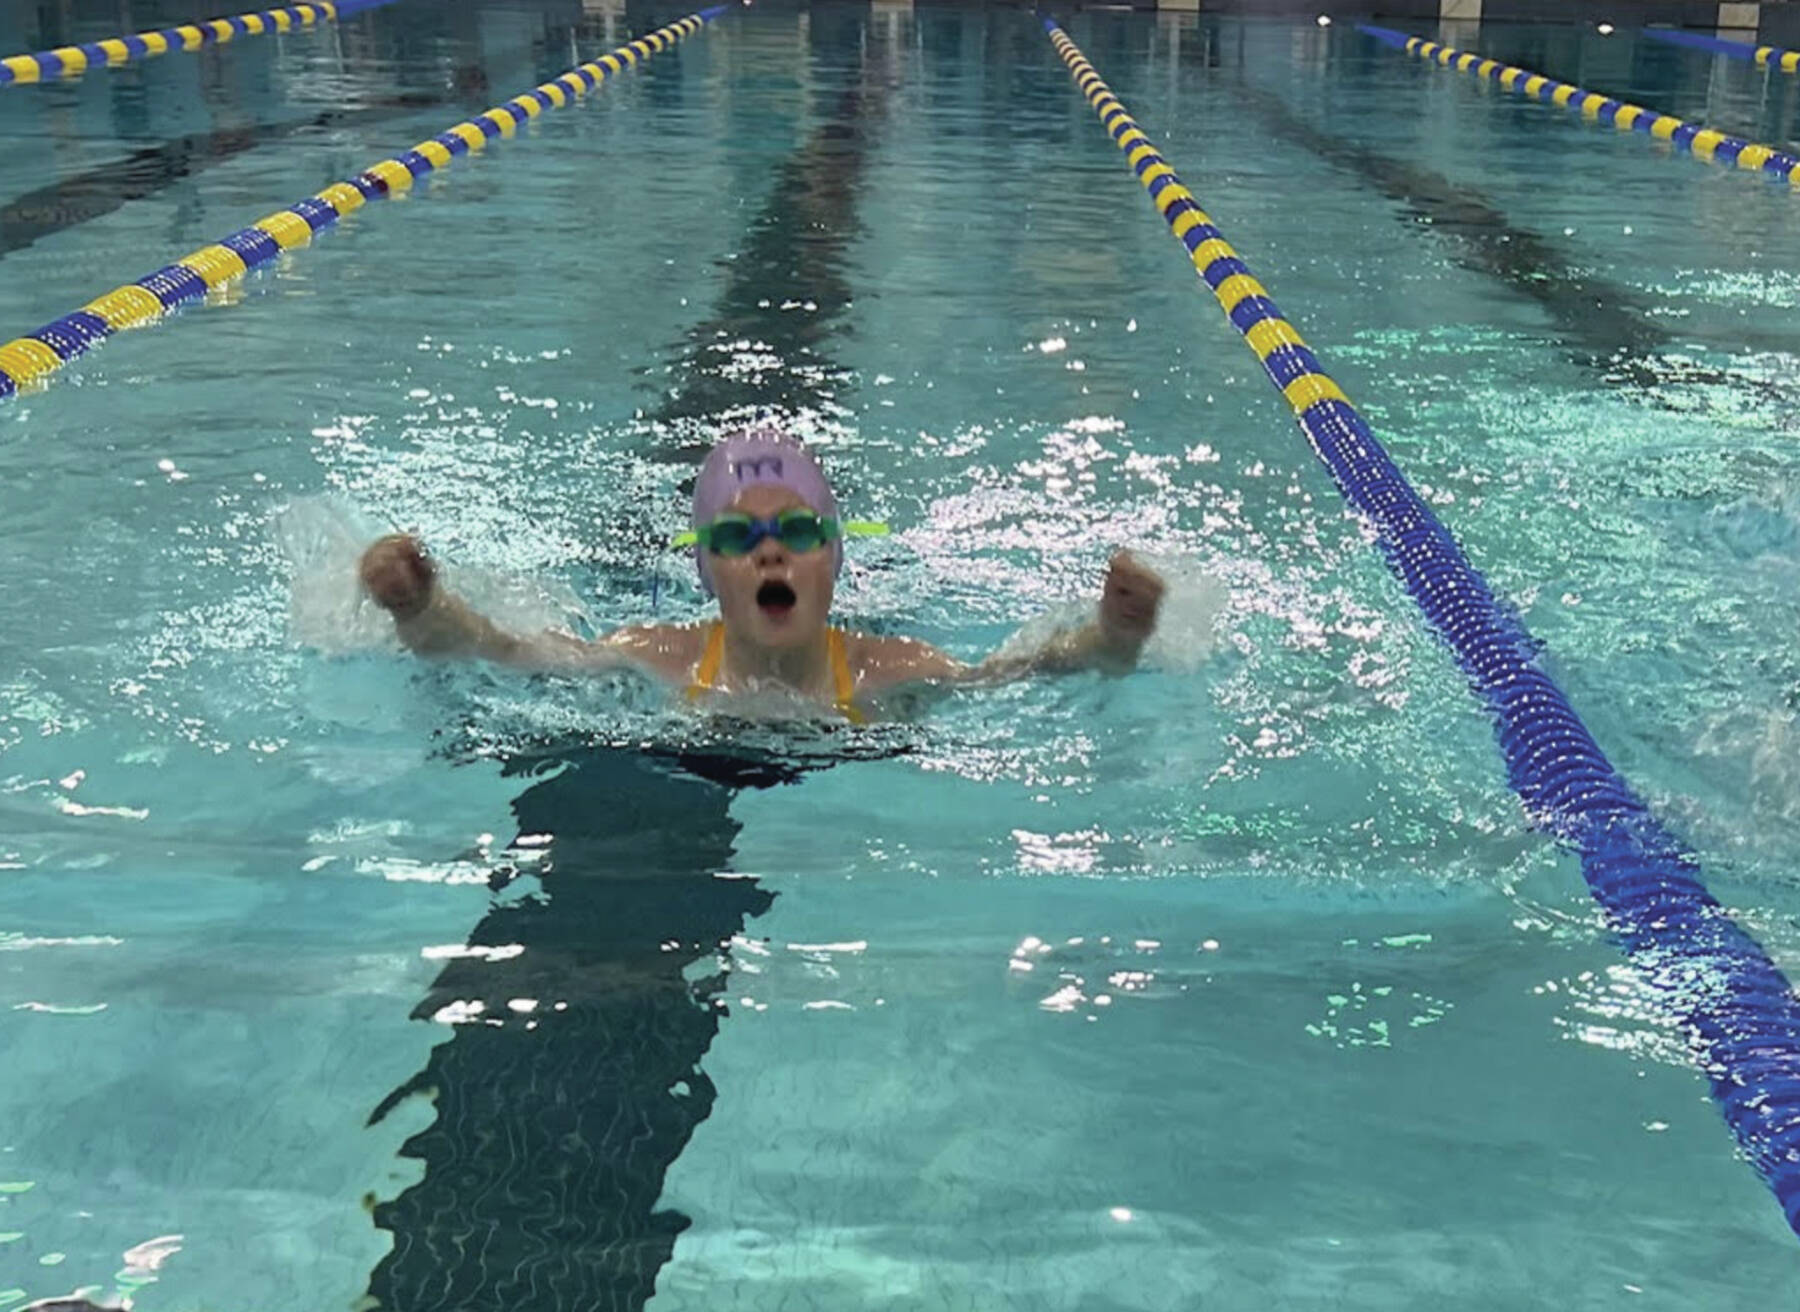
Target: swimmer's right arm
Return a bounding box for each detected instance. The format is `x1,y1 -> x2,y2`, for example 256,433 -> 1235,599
358,534 -> 691,678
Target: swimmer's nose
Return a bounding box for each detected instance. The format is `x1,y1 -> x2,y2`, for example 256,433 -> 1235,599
751,533 -> 788,567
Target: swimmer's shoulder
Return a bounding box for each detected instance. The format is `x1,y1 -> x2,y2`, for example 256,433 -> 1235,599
599,623 -> 711,685
842,630 -> 969,693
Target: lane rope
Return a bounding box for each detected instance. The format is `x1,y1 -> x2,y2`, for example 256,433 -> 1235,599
1046,14 -> 1800,1241
0,6 -> 730,401
1359,24 -> 1800,187
1643,27 -> 1800,74
0,0 -> 397,86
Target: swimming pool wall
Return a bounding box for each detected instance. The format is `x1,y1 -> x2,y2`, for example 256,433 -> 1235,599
1048,0 -> 1780,42
1045,14 -> 1800,1242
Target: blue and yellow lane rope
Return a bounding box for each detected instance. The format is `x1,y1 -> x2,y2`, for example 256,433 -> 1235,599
1642,27 -> 1800,75
0,1 -> 383,86
1360,25 -> 1800,186
0,6 -> 727,401
1753,42 -> 1800,73
1043,25 -> 1350,429
1046,15 -> 1800,1242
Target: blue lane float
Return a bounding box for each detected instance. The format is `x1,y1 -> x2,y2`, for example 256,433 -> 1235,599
1642,26 -> 1800,73
1045,15 -> 1800,1240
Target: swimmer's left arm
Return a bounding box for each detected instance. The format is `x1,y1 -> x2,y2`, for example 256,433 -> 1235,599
857,552 -> 1166,693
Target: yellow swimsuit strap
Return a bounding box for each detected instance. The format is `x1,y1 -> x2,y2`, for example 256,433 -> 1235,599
686,622 -> 863,722
686,622 -> 727,701
826,628 -> 864,723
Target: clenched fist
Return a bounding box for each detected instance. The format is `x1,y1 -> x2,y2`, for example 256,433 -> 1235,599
1097,550 -> 1165,662
359,533 -> 437,621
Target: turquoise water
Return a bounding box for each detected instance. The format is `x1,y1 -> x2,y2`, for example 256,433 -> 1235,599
3,2 -> 1800,1307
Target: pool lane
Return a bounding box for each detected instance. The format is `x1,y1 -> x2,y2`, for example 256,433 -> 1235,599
0,7 -> 727,402
1361,25 -> 1800,186
1047,13 -> 1800,1245
362,12 -> 902,1307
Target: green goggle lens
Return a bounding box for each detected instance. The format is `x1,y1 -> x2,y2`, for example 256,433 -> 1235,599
671,516 -> 887,554
698,509 -> 838,557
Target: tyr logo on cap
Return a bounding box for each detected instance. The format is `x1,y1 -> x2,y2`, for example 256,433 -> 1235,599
692,432 -> 840,595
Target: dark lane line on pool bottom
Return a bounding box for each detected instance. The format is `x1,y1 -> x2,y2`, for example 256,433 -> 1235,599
646,39 -> 897,440
1230,78 -> 1797,404
0,87 -> 470,261
633,4 -> 900,546
364,747 -> 783,1312
360,11 -> 900,1312
0,0 -> 679,264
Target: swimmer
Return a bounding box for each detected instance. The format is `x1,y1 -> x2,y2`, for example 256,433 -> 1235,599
358,428 -> 1166,718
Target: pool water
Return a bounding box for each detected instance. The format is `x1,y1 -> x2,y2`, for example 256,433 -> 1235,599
3,2 -> 1800,1307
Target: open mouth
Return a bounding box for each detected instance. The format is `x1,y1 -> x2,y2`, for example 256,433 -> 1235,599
756,580 -> 797,616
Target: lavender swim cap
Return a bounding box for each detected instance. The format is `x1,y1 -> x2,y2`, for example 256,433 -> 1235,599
691,427 -> 841,595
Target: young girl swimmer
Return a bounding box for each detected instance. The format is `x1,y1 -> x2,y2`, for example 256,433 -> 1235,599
358,429 -> 1167,719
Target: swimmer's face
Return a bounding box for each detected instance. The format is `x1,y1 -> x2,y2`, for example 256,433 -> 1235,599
709,483 -> 836,650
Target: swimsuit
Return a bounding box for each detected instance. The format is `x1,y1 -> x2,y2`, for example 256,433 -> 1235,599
685,622 -> 864,723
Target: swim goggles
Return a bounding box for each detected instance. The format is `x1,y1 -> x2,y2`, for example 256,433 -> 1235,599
673,508 -> 889,557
